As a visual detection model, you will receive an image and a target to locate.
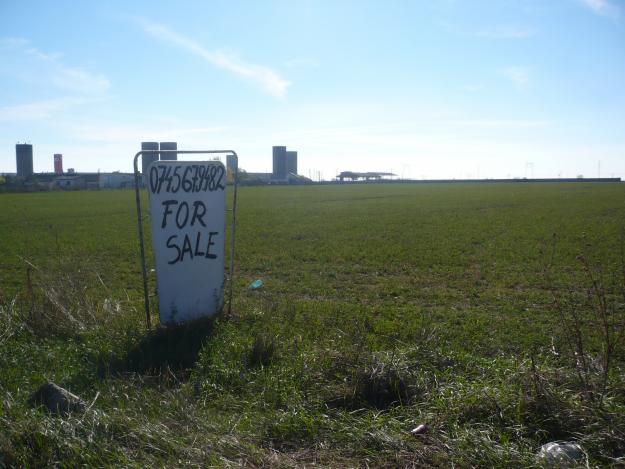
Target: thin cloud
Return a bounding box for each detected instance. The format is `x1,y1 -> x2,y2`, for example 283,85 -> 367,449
68,123 -> 234,142
0,37 -> 29,48
475,26 -> 535,39
501,66 -> 531,88
140,21 -> 290,99
457,119 -> 551,129
24,46 -> 63,62
0,97 -> 94,122
579,0 -> 621,18
50,67 -> 110,94
0,37 -> 110,94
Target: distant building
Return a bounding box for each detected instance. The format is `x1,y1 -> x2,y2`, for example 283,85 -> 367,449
16,144 -> 34,178
99,172 -> 135,189
51,175 -> 87,190
141,142 -> 159,174
272,146 -> 287,180
226,154 -> 237,174
160,142 -> 177,160
54,154 -> 63,175
245,172 -> 272,183
337,171 -> 396,182
286,150 -> 297,176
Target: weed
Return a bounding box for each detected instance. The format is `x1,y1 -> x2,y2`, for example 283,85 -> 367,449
543,234 -> 625,406
353,352 -> 412,409
248,333 -> 276,368
13,256 -> 125,338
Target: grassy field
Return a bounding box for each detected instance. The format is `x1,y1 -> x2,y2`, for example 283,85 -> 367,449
1,182 -> 624,467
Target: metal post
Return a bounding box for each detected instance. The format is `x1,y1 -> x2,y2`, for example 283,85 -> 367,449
228,153 -> 239,316
133,152 -> 151,329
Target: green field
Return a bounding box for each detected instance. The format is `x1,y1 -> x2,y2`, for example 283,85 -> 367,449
1,183 -> 624,467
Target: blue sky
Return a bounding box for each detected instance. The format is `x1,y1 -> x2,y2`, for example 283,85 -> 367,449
1,0 -> 624,179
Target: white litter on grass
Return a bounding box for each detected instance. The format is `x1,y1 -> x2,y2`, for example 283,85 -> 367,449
537,441 -> 586,467
410,424 -> 429,435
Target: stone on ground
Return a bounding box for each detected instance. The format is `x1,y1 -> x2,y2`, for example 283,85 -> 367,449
30,382 -> 86,414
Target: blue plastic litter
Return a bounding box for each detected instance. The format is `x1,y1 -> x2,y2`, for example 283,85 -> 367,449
249,279 -> 263,290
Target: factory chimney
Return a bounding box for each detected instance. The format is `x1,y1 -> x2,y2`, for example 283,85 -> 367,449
54,154 -> 63,175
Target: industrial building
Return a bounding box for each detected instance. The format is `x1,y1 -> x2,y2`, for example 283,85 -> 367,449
141,142 -> 159,174
272,146 -> 287,180
5,141 -> 310,191
226,154 -> 237,174
54,154 -> 63,175
50,172 -> 135,190
16,144 -> 34,178
99,172 -> 135,189
337,171 -> 397,182
51,175 -> 88,190
136,142 -> 300,184
271,145 -> 303,183
159,142 -> 178,160
286,150 -> 297,176
139,142 -> 178,183
244,172 -> 272,184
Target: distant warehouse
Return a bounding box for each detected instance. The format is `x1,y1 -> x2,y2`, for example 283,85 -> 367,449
99,172 -> 134,189
50,172 -> 134,190
51,175 -> 88,190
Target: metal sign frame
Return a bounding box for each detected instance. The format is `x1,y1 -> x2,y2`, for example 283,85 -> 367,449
133,149 -> 239,328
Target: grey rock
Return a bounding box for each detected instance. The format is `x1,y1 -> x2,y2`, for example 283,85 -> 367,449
537,441 -> 585,467
30,382 -> 86,414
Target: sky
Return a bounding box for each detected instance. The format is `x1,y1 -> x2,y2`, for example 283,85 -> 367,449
0,0 -> 624,180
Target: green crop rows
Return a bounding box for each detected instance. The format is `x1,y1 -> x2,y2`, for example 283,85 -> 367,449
1,182 -> 624,467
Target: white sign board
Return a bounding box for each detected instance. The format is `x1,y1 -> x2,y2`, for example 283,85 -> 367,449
147,160 -> 226,324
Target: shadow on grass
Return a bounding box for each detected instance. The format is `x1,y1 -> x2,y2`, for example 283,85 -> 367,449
105,316 -> 216,375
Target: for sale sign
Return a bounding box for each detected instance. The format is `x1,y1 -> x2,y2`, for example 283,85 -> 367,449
147,160 -> 226,324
